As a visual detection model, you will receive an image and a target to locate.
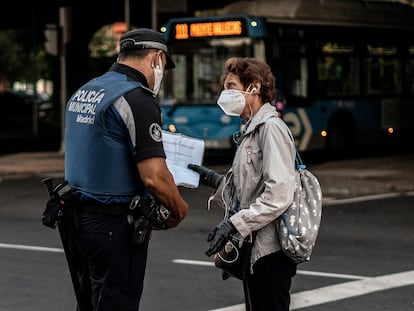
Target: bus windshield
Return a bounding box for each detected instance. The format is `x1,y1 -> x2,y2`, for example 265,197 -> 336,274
160,37 -> 260,106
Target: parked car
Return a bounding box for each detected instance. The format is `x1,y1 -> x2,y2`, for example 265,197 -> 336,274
0,90 -> 57,141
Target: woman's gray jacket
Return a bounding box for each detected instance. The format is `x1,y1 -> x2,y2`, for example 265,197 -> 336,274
209,103 -> 296,268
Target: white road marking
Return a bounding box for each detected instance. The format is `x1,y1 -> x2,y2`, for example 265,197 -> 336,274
296,269 -> 366,280
290,270 -> 414,310
323,191 -> 414,206
173,259 -> 366,280
174,259 -> 215,266
172,260 -> 414,311
208,270 -> 414,311
0,242 -> 63,253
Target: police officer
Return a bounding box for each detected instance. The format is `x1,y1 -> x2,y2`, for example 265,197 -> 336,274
64,28 -> 189,310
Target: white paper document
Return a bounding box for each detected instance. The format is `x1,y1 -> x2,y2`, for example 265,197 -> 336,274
162,130 -> 205,188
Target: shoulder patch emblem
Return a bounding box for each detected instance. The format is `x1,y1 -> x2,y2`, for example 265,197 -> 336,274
149,123 -> 162,142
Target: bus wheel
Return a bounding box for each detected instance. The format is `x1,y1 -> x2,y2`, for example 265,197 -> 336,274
326,116 -> 356,158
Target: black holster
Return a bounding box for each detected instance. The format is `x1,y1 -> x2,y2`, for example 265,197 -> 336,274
128,195 -> 170,246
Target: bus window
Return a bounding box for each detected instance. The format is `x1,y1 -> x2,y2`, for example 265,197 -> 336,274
316,42 -> 359,97
288,57 -> 308,98
163,54 -> 186,103
317,56 -> 360,97
405,47 -> 414,95
364,45 -> 402,96
278,40 -> 308,100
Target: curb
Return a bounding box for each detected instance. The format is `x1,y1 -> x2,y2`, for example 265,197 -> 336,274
0,152 -> 64,180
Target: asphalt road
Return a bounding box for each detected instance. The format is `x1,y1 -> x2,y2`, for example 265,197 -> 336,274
0,176 -> 413,311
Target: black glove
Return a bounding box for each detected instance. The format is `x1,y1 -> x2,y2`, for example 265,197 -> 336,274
188,164 -> 223,189
205,219 -> 237,256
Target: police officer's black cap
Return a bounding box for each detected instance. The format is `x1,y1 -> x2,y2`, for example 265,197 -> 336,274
119,28 -> 175,70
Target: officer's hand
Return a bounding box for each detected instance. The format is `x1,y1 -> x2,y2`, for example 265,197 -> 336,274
205,219 -> 237,256
163,213 -> 184,229
188,164 -> 223,189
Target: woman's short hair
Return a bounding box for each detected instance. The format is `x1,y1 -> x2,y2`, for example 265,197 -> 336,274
220,57 -> 276,104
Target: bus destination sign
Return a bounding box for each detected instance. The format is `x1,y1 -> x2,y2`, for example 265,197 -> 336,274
174,20 -> 245,40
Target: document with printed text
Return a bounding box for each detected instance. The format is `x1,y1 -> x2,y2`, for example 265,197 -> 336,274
162,130 -> 205,188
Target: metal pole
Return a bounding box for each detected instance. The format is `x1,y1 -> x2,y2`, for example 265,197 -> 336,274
152,0 -> 157,30
31,13 -> 39,136
59,7 -> 70,154
125,0 -> 130,30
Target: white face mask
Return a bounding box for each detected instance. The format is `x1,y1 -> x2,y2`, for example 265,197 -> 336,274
217,85 -> 254,116
152,55 -> 164,95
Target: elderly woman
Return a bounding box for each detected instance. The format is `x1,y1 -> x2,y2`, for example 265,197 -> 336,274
191,57 -> 297,310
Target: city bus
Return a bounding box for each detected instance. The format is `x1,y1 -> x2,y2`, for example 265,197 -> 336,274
159,0 -> 414,152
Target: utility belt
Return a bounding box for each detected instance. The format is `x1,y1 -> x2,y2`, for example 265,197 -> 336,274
79,196 -> 171,245
41,179 -> 171,247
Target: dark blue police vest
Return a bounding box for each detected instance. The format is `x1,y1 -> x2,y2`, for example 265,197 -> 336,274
65,71 -> 144,199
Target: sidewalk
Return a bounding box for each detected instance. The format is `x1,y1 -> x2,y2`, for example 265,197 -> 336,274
0,151 -> 64,179
0,151 -> 413,199
310,153 -> 414,199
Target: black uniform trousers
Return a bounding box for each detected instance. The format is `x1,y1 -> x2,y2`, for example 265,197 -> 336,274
247,250 -> 297,311
77,210 -> 149,311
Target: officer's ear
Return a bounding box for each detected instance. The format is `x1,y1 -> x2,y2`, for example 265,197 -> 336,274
157,51 -> 166,70
150,51 -> 163,68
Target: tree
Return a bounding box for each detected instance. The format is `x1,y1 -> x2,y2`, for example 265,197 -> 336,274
89,25 -> 118,58
0,29 -> 50,90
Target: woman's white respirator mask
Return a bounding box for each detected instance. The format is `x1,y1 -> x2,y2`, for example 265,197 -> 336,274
217,84 -> 255,116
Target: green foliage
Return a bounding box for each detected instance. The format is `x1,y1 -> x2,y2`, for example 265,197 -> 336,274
0,29 -> 50,86
89,25 -> 118,58
0,30 -> 24,82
